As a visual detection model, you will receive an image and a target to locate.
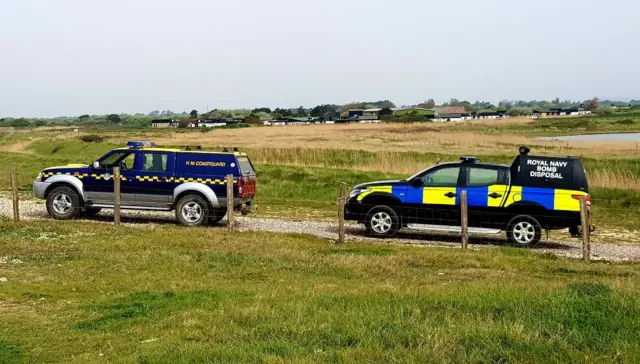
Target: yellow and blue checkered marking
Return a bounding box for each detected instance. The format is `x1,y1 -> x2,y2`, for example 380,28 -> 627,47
42,169 -> 236,186
355,184 -> 584,212
503,186 -> 584,211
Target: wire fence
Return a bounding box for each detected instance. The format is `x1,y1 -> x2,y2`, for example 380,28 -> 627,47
9,163 -> 640,262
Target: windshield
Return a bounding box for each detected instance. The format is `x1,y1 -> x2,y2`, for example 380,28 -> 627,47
407,166 -> 435,181
100,151 -> 131,167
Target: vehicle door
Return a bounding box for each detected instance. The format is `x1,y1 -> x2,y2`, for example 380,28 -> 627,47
84,150 -> 134,204
405,165 -> 463,226
460,165 -> 509,229
120,151 -> 176,208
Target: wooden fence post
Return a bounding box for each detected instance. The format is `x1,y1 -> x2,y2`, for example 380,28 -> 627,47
226,174 -> 234,232
113,167 -> 121,226
580,196 -> 590,261
338,183 -> 347,244
460,190 -> 468,249
10,164 -> 19,222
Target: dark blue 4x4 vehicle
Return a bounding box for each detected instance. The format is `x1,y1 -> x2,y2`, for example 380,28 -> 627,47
33,141 -> 256,226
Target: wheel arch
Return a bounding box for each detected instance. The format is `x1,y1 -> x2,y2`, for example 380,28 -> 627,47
44,176 -> 86,202
173,183 -> 219,208
360,193 -> 402,208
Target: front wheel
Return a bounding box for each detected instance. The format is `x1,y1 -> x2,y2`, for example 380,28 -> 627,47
506,215 -> 542,247
46,186 -> 80,220
175,194 -> 210,227
364,205 -> 400,237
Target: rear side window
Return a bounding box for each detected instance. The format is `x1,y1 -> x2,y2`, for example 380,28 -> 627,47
236,156 -> 255,176
467,167 -> 499,187
141,153 -> 168,173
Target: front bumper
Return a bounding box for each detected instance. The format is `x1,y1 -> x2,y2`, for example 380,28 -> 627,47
33,181 -> 50,199
345,200 -> 367,222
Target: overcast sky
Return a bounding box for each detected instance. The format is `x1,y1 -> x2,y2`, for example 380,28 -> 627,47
1,0 -> 638,117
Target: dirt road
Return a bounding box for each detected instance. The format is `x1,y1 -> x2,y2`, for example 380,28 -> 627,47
1,197 -> 639,262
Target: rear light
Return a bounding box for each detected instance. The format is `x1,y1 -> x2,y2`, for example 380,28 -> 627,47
236,176 -> 256,198
572,194 -> 591,209
237,177 -> 245,195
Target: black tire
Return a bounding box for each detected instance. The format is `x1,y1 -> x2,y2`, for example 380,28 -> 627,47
569,225 -> 581,238
175,194 -> 210,227
46,186 -> 81,220
506,215 -> 542,247
210,208 -> 227,224
364,205 -> 400,238
81,207 -> 102,218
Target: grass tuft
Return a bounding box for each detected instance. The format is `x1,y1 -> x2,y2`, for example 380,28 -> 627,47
0,341 -> 26,364
326,248 -> 396,256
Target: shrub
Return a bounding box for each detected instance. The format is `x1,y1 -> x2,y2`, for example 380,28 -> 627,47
594,106 -> 615,116
615,119 -> 635,125
80,134 -> 104,143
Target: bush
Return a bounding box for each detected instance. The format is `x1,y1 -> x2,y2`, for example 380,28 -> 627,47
615,119 -> 635,125
594,106 -> 615,116
178,120 -> 192,128
80,134 -> 104,143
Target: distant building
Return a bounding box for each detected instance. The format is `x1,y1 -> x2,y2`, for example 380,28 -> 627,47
348,109 -> 364,118
195,118 -> 246,128
435,113 -> 465,122
263,116 -> 322,126
531,108 -> 588,118
151,119 -> 180,128
473,111 -> 506,120
363,108 -> 382,116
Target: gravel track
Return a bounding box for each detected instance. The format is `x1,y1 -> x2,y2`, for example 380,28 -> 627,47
1,197 -> 639,262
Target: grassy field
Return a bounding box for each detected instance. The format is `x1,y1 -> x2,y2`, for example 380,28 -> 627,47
2,120 -> 640,362
1,220 -> 640,363
1,127 -> 640,230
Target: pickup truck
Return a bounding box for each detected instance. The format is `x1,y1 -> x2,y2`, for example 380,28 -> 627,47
344,147 -> 590,246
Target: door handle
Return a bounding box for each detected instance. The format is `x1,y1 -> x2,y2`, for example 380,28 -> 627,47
444,192 -> 457,198
489,192 -> 503,199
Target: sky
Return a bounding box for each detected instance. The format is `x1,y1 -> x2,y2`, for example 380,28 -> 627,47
1,0 -> 638,117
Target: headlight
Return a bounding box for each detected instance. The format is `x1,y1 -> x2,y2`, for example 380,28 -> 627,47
349,188 -> 369,198
35,172 -> 43,182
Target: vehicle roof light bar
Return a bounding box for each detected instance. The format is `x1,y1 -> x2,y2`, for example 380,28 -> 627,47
127,141 -> 156,149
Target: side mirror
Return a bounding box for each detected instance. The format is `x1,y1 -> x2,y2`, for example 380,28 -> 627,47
92,161 -> 100,169
410,178 -> 423,187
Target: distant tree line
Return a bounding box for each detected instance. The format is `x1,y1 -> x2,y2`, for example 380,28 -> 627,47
3,98 -> 640,128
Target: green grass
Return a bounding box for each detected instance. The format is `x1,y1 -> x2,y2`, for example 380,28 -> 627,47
455,114 -> 640,136
3,138 -> 640,230
1,220 -> 640,363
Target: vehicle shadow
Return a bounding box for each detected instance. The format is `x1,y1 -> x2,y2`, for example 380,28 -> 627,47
81,212 -> 177,226
344,226 -> 577,250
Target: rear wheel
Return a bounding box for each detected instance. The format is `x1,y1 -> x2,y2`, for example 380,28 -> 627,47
175,194 -> 209,227
365,205 -> 400,237
506,215 -> 541,247
46,186 -> 80,220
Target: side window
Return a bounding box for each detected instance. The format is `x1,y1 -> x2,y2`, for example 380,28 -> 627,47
421,167 -> 461,187
141,153 -> 168,173
123,154 -> 136,170
467,167 -> 500,187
